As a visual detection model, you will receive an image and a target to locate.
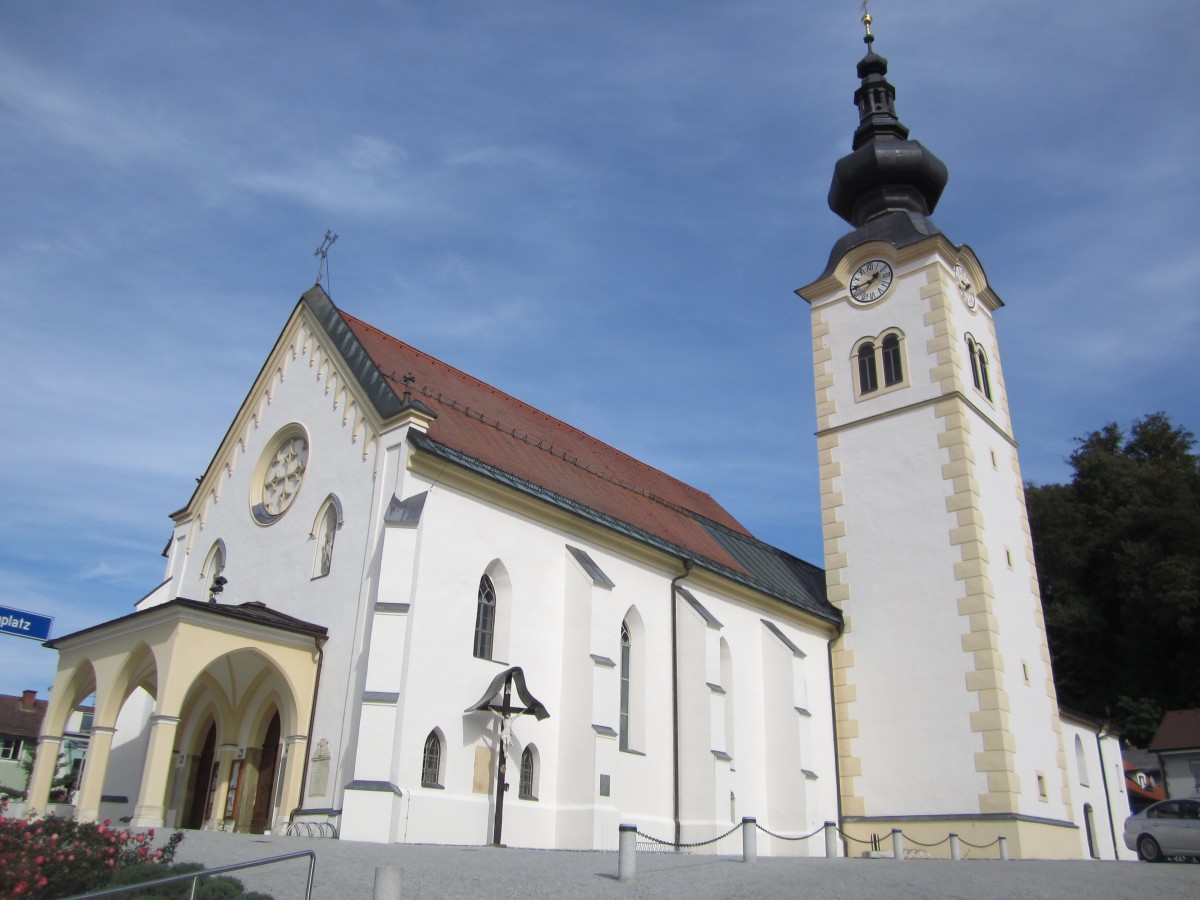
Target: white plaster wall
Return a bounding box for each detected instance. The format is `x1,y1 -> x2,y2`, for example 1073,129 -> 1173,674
818,257 -> 944,432
349,470 -> 838,852
153,319 -> 392,814
967,426 -> 1068,823
834,407 -> 986,815
1061,721 -> 1136,860
1161,752 -> 1200,800
98,687 -> 155,823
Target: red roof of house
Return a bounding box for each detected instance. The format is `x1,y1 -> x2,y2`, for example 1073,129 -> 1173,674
1149,709 -> 1200,752
343,311 -> 757,576
1123,760 -> 1167,803
0,693 -> 47,740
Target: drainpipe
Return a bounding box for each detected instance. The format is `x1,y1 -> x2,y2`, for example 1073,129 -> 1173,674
670,559 -> 693,850
1094,727 -> 1119,859
827,639 -> 845,856
290,634 -> 326,823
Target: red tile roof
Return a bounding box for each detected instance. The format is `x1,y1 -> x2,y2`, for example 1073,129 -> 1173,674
0,693 -> 47,740
1149,709 -> 1200,752
1123,761 -> 1167,803
343,311 -> 758,576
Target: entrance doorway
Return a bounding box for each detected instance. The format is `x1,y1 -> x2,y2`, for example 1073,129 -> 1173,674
249,712 -> 281,834
182,724 -> 216,830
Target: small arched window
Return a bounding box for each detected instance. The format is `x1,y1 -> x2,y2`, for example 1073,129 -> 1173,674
313,502 -> 338,578
421,730 -> 443,787
881,333 -> 903,386
857,342 -> 878,394
519,745 -> 539,800
474,575 -> 497,660
201,541 -> 226,601
1075,734 -> 1089,787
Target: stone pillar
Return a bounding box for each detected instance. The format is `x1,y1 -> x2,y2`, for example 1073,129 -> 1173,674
131,715 -> 180,827
211,744 -> 239,829
26,735 -> 63,815
279,735 -> 308,824
74,726 -> 117,822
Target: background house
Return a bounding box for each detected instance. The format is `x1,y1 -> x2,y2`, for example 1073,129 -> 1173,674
1150,709 -> 1200,799
1,690 -> 92,805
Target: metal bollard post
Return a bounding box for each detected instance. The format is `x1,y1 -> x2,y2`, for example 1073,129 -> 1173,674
949,833 -> 960,861
618,823 -> 637,882
741,817 -> 757,863
998,835 -> 1009,861
373,867 -> 402,900
824,821 -> 838,859
891,828 -> 904,860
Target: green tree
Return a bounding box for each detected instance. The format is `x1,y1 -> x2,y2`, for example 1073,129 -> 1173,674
1026,413 -> 1200,743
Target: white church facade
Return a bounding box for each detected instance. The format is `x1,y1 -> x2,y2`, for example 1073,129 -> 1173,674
26,20 -> 1132,860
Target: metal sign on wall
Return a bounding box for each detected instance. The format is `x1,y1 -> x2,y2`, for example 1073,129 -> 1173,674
0,605 -> 53,641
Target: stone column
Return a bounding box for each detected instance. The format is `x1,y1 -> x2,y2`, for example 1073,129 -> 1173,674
26,735 -> 63,815
74,726 -> 117,822
211,744 -> 239,829
131,715 -> 180,827
279,735 -> 309,824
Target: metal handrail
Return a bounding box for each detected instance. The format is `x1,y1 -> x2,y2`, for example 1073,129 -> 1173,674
61,848 -> 316,900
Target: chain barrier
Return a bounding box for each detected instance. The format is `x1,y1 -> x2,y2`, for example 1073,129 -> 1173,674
958,836 -> 1002,849
835,826 -> 876,845
635,820 -> 745,850
754,822 -> 825,842
898,832 -> 951,848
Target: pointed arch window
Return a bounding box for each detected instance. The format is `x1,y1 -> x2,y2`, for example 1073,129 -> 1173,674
311,496 -> 341,579
619,610 -> 645,753
474,575 -> 497,660
201,541 -> 226,601
620,621 -> 631,751
519,745 -> 539,800
421,730 -> 443,788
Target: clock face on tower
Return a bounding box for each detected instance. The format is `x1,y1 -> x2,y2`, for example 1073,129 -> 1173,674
849,260 -> 893,303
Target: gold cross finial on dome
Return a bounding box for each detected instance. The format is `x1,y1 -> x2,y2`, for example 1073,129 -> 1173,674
861,2 -> 874,43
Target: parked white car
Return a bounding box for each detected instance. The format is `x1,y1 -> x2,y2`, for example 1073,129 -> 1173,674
1124,798 -> 1200,861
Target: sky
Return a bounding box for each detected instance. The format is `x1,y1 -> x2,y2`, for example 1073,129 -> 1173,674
0,0 -> 1196,698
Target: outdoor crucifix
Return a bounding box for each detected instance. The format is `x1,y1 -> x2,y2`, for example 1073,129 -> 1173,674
464,666 -> 550,847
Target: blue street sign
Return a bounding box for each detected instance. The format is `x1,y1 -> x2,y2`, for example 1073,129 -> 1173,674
0,605 -> 53,641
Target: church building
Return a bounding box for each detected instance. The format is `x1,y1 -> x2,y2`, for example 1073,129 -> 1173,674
26,18 -> 1130,859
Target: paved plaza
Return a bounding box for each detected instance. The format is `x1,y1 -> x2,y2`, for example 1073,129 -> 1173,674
164,829 -> 1200,899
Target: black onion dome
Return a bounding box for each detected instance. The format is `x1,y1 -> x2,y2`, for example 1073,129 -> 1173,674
827,35 -> 948,228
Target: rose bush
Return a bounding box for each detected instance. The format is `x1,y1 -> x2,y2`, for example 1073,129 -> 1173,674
0,801 -> 183,898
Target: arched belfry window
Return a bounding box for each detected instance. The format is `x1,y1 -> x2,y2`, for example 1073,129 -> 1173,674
854,330 -> 907,399
966,335 -> 993,401
474,574 -> 497,660
881,333 -> 903,386
857,342 -> 878,395
421,730 -> 443,787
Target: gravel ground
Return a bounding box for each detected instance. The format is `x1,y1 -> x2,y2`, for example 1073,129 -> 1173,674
160,829 -> 1200,900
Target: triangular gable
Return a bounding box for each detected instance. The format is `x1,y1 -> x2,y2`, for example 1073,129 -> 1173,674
171,285 -> 401,527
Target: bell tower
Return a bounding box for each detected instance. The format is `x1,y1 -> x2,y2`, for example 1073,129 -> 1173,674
797,13 -> 1080,858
